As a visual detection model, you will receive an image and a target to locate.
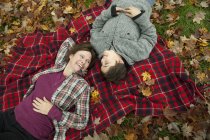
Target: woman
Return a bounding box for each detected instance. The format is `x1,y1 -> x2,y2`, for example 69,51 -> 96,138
0,37 -> 96,140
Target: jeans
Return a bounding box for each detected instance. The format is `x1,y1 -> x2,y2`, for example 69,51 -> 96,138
0,109 -> 36,140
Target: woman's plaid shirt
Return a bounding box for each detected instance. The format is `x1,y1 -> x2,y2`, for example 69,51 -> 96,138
24,38 -> 91,140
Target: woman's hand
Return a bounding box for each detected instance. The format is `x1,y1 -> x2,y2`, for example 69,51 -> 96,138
32,97 -> 53,115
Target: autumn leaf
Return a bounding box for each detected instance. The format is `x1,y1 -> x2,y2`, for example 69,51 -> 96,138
63,5 -> 74,14
124,132 -> 138,140
163,106 -> 177,122
198,38 -> 209,47
142,121 -> 151,138
141,71 -> 151,81
145,79 -> 155,86
94,117 -> 100,125
69,27 -> 76,34
117,116 -> 125,125
200,1 -> 209,8
91,89 -> 100,103
182,123 -> 193,137
142,87 -> 152,97
193,11 -> 206,24
83,131 -> 109,140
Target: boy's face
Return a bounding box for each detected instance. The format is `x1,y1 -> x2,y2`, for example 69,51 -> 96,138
101,50 -> 124,73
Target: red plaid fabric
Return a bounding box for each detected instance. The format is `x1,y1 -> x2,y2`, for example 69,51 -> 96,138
0,0 -> 204,139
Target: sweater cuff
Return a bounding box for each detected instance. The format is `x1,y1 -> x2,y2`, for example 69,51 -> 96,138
111,5 -> 117,17
48,105 -> 62,121
132,10 -> 145,20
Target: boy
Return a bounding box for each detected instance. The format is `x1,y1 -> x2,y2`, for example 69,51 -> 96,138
90,0 -> 157,82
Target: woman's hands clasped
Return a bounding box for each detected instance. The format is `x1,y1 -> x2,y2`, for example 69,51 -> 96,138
32,97 -> 53,115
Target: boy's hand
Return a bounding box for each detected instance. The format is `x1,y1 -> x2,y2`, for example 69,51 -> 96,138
123,6 -> 142,18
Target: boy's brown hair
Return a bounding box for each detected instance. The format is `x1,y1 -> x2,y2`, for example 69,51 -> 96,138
102,63 -> 127,83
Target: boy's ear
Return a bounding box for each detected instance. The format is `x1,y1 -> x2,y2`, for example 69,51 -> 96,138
118,58 -> 124,64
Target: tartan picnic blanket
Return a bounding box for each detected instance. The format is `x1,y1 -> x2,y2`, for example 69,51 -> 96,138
0,0 -> 204,139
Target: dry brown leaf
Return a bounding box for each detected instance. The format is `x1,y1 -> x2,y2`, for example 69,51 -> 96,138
142,121 -> 151,138
182,123 -> 193,137
141,71 -> 151,81
200,1 -> 209,7
145,79 -> 155,86
193,11 -> 206,24
163,106 -> 177,122
117,116 -> 125,125
94,117 -> 100,125
142,87 -> 152,97
124,132 -> 138,140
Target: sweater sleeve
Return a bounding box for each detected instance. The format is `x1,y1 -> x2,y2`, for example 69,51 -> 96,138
59,85 -> 90,129
90,6 -> 113,55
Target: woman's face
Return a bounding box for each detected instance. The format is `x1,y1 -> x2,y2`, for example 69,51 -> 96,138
68,50 -> 92,73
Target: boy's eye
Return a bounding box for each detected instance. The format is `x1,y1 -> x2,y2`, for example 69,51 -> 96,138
80,55 -> 84,58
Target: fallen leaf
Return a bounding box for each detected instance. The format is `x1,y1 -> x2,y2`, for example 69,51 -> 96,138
94,117 -> 100,125
141,71 -> 151,81
145,79 -> 155,86
200,1 -> 209,7
69,27 -> 76,34
117,116 -> 125,125
91,89 -> 100,103
163,106 -> 177,122
63,5 -> 74,14
167,122 -> 180,134
125,132 -> 138,140
193,11 -> 206,24
142,87 -> 152,97
182,123 -> 193,137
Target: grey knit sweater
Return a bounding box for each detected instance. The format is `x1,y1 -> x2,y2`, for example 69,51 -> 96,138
90,0 -> 157,65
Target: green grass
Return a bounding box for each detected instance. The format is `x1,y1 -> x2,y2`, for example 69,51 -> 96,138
155,1 -> 210,38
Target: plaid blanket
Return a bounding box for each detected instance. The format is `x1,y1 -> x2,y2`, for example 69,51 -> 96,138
0,0 -> 204,139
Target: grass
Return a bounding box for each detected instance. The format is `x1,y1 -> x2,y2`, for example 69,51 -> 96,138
155,0 -> 210,38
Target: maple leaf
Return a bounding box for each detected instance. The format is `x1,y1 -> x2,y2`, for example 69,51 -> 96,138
145,79 -> 155,86
69,27 -> 76,34
163,106 -> 177,122
142,87 -> 152,97
141,71 -> 151,81
182,123 -> 193,137
124,132 -> 138,140
63,5 -> 74,14
167,122 -> 180,134
83,131 -> 109,140
154,2 -> 163,11
196,72 -> 207,82
91,89 -> 100,103
198,38 -> 209,47
117,116 -> 125,124
94,117 -> 100,125
193,11 -> 206,24
200,1 -> 209,7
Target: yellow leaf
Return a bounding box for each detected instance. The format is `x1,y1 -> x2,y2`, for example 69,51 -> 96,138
69,27 -> 76,34
198,38 -> 208,47
196,72 -> 207,81
142,87 -> 152,97
40,25 -> 49,31
91,90 -> 100,103
141,71 -> 151,81
167,40 -> 175,48
63,5 -> 74,14
125,133 -> 137,140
